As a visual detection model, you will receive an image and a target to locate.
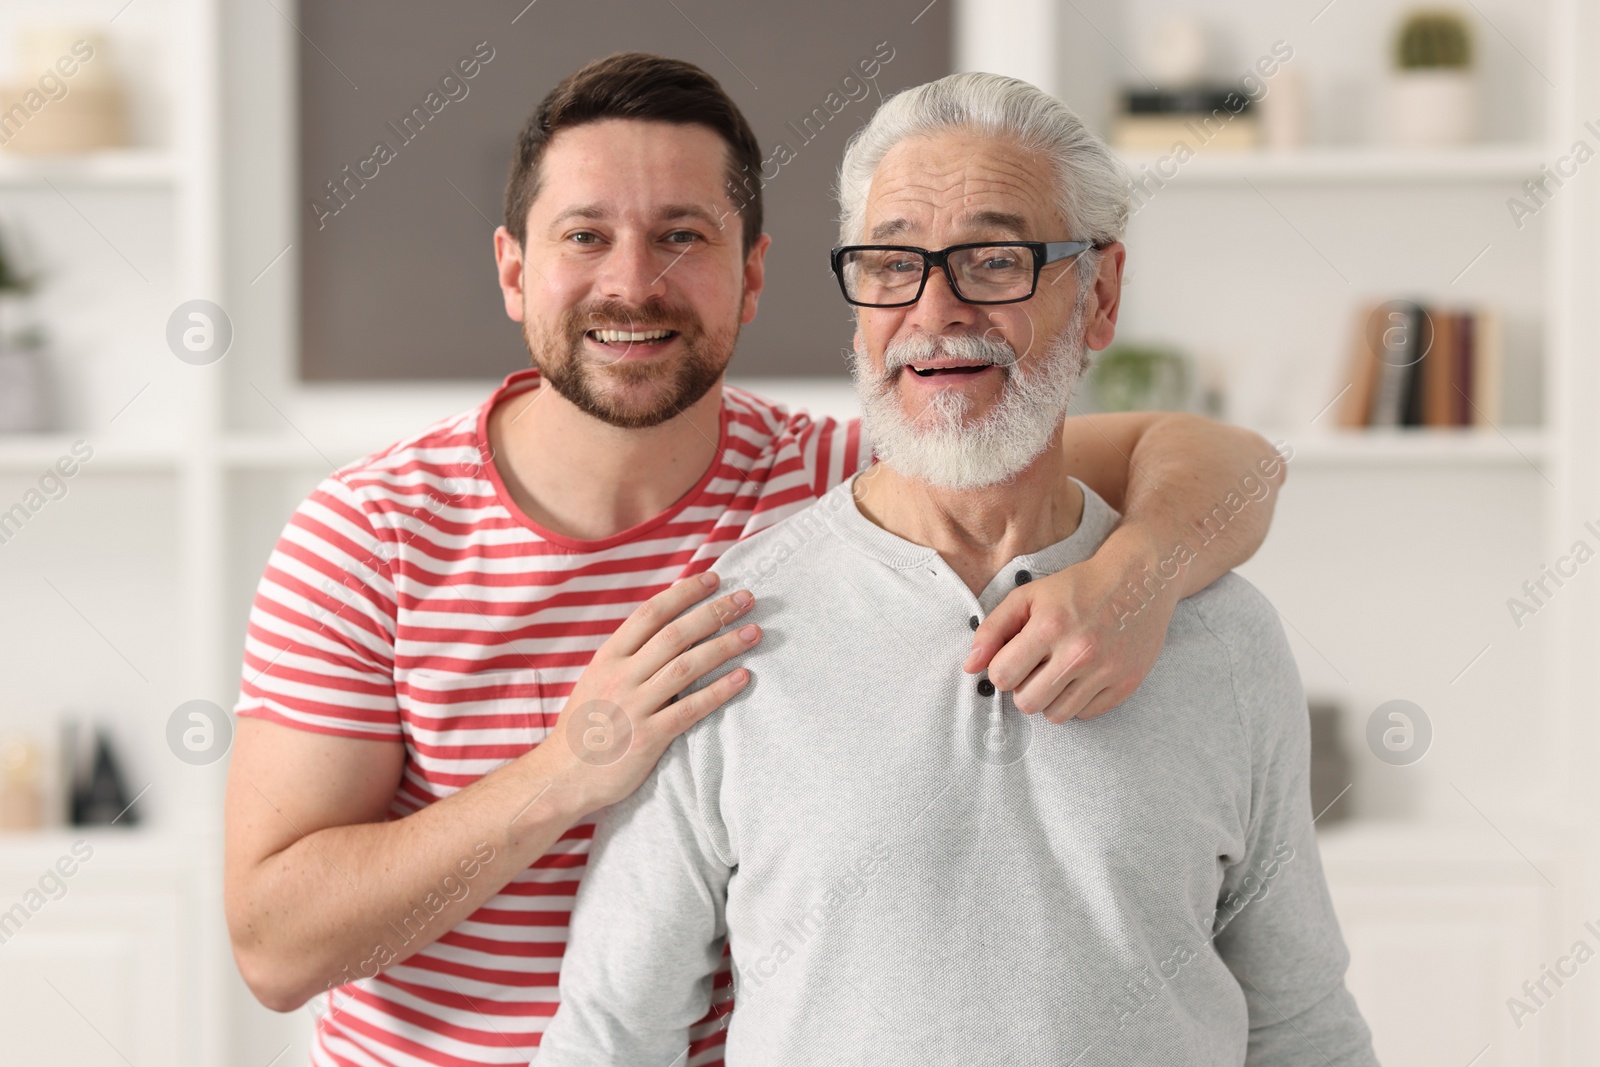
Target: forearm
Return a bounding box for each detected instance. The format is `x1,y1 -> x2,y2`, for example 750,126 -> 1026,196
973,415 -> 1288,720
1115,415 -> 1288,600
229,741 -> 584,1011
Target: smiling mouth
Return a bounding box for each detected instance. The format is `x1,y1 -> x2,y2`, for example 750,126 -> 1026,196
906,362 -> 995,377
586,328 -> 679,346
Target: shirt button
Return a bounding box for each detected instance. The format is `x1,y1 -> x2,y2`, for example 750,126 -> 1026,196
968,614 -> 980,631
1015,570 -> 1033,586
977,678 -> 996,697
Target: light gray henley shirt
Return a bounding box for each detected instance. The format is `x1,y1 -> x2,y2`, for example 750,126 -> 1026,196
535,475 -> 1379,1066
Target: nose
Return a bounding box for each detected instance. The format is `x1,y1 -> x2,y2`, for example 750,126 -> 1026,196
904,262 -> 980,336
594,233 -> 669,306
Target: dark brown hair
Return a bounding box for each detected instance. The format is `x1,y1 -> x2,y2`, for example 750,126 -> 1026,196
503,52 -> 763,252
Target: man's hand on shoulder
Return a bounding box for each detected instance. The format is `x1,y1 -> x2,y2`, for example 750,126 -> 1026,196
963,526 -> 1177,722
538,572 -> 762,819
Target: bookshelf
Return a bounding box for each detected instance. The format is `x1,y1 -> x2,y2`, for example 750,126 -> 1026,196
1288,427 -> 1551,465
1119,143 -> 1549,183
0,148 -> 177,186
0,433 -> 185,471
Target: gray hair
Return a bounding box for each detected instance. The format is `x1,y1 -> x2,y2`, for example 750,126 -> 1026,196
836,72 -> 1130,284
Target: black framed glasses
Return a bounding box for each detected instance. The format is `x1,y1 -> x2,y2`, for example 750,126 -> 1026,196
829,240 -> 1103,308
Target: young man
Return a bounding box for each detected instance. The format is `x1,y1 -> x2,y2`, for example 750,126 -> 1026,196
537,71 -> 1371,1067
224,54 -> 1286,1066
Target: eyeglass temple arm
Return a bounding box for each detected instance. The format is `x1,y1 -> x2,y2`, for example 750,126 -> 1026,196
1042,240 -> 1103,265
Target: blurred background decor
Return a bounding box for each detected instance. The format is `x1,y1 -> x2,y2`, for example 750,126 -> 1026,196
0,735 -> 44,831
0,219 -> 53,433
62,721 -> 138,828
1111,12 -> 1262,153
1337,299 -> 1502,428
1087,342 -> 1193,412
0,28 -> 126,156
1388,8 -> 1476,147
1308,700 -> 1355,827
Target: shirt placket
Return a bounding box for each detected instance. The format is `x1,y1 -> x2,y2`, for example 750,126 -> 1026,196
958,564 -> 1038,768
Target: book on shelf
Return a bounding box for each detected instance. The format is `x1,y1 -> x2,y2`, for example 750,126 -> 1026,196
1111,86 -> 1260,153
1337,301 -> 1502,429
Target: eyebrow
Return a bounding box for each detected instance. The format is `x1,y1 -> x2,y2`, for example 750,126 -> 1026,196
866,209 -> 1034,243
868,217 -> 911,241
548,203 -> 726,231
965,210 -> 1031,239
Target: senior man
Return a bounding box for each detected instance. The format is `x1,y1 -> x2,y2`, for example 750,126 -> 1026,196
536,72 -> 1377,1066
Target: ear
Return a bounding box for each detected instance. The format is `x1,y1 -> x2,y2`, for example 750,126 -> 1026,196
1082,242 -> 1125,352
740,233 -> 774,325
494,225 -> 526,323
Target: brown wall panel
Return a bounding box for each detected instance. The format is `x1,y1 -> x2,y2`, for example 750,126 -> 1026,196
297,0 -> 952,381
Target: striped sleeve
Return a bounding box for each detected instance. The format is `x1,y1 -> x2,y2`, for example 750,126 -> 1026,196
798,413 -> 872,499
234,473 -> 402,740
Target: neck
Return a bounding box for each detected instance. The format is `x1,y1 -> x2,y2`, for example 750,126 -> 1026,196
487,373 -> 724,540
851,440 -> 1083,597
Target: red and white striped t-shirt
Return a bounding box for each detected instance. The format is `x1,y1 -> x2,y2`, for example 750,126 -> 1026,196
234,367 -> 870,1067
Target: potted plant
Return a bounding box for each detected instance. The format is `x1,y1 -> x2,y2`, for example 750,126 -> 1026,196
0,224 -> 53,433
1387,9 -> 1475,147
1088,344 -> 1192,413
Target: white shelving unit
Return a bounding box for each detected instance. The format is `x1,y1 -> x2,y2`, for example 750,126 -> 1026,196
0,148 -> 177,186
0,434 -> 186,471
1284,427 -> 1553,465
1119,143 -> 1550,182
0,0 -> 228,1063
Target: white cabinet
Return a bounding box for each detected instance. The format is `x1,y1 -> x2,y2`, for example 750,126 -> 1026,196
1320,824 -> 1577,1066
0,832 -> 216,1066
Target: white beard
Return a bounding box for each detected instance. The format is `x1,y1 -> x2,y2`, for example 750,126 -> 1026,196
848,291 -> 1091,491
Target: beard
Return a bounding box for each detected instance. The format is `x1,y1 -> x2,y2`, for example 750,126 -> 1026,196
848,288 -> 1091,491
522,295 -> 739,429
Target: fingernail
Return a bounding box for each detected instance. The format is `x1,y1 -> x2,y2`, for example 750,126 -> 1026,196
700,572 -> 719,588
739,624 -> 760,642
733,590 -> 753,609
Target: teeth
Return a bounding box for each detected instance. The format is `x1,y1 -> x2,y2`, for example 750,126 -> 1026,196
590,328 -> 673,343
909,362 -> 992,376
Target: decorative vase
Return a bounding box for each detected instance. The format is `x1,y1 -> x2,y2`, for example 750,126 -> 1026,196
1387,69 -> 1475,147
1260,66 -> 1308,152
0,28 -> 127,156
1307,702 -> 1353,825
